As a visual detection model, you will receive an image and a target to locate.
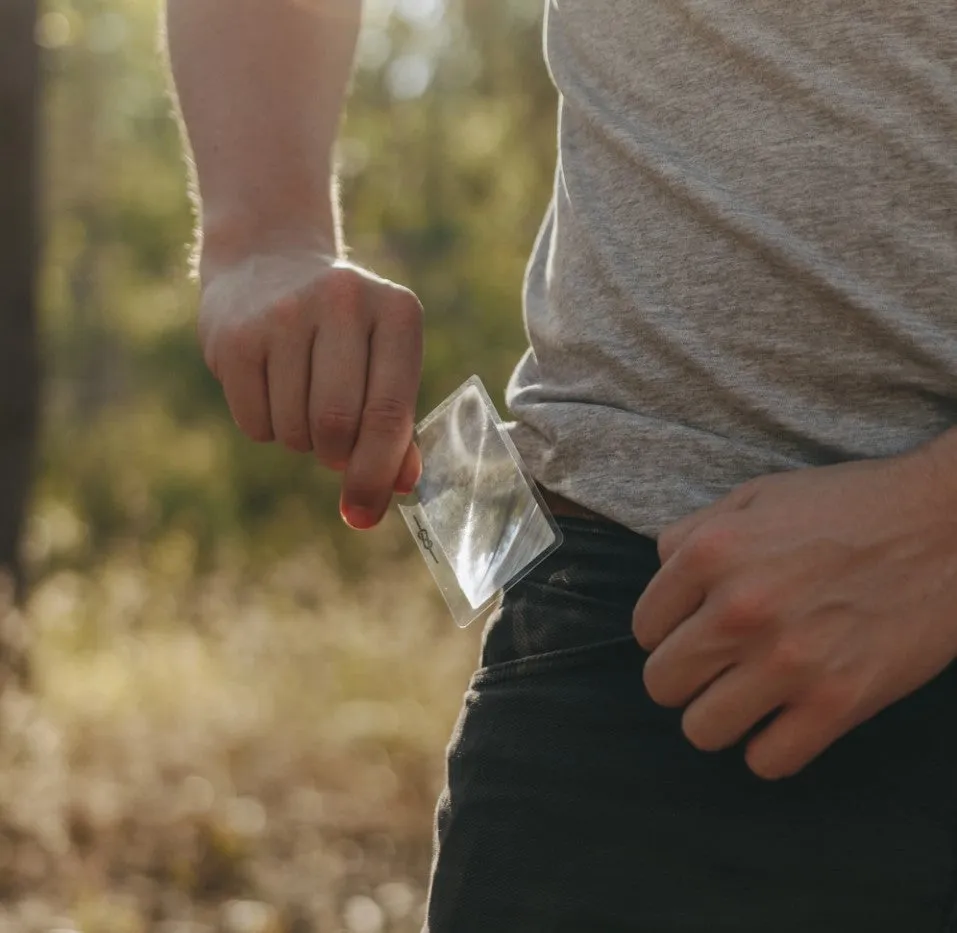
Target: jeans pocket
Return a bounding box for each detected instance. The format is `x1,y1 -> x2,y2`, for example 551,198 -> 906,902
473,576 -> 643,684
470,515 -> 659,682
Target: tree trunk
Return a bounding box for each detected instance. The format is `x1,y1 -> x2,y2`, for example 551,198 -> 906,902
0,0 -> 41,626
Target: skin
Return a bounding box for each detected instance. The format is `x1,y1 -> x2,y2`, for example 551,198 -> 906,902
166,0 -> 957,777
165,0 -> 420,530
633,435 -> 957,780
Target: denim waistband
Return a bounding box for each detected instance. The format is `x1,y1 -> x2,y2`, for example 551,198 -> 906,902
520,515 -> 661,609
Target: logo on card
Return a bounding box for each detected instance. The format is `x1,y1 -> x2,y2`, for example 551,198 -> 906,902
413,515 -> 439,564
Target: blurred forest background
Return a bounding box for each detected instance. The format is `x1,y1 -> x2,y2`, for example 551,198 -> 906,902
0,1 -> 556,930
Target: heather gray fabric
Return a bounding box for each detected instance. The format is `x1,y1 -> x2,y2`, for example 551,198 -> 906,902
505,0 -> 957,537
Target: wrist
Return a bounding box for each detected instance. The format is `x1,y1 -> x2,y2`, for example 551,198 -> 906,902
197,204 -> 340,282
895,426 -> 957,510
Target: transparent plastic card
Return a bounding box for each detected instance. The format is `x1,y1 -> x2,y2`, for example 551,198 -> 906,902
399,376 -> 563,627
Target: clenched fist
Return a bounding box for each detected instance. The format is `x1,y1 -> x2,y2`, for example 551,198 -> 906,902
198,249 -> 423,530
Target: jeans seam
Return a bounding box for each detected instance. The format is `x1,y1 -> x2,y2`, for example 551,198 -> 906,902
470,634 -> 639,686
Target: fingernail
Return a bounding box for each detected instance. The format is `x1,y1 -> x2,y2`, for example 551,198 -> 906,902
342,505 -> 378,530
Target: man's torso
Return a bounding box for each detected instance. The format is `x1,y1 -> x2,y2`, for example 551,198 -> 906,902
506,0 -> 957,535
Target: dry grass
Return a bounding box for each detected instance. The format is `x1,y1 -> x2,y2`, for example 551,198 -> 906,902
0,529 -> 481,933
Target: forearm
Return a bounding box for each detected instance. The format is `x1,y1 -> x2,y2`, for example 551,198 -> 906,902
164,0 -> 361,272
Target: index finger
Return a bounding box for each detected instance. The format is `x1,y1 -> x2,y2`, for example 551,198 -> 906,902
632,550 -> 706,651
340,292 -> 423,529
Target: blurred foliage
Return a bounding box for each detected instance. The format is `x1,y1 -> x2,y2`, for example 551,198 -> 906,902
21,0 -> 557,929
33,0 -> 556,581
4,548 -> 478,932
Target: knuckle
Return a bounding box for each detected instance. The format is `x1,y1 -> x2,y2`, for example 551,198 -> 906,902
278,423 -> 312,453
267,293 -> 306,331
656,525 -> 681,561
745,749 -> 787,781
640,656 -> 661,699
388,291 -> 424,329
714,581 -> 772,635
238,418 -> 273,444
643,676 -> 667,707
767,634 -> 814,678
222,319 -> 265,363
683,525 -> 734,575
313,407 -> 361,446
631,610 -> 650,648
362,396 -> 412,438
682,711 -> 721,753
641,658 -> 677,708
321,266 -> 364,310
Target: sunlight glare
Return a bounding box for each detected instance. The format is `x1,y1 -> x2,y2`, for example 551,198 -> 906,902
86,12 -> 128,55
35,12 -> 73,50
387,54 -> 433,100
396,0 -> 444,26
356,25 -> 392,71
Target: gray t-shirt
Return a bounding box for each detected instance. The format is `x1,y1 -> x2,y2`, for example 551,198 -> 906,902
505,0 -> 957,538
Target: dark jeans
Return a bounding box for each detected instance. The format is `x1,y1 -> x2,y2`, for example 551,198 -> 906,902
424,516 -> 957,933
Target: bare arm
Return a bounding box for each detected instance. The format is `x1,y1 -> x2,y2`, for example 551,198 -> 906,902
165,0 -> 358,271
164,0 -> 423,529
